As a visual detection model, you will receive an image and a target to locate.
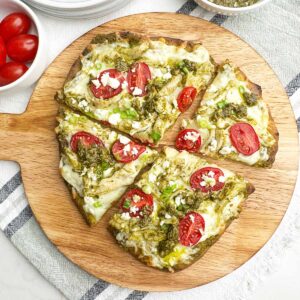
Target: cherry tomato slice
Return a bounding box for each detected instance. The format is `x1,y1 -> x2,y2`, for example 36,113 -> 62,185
175,129 -> 201,153
112,140 -> 146,163
6,34 -> 38,63
90,69 -> 125,99
229,122 -> 260,156
0,36 -> 6,67
179,212 -> 205,247
70,131 -> 103,152
120,188 -> 153,218
190,167 -> 225,193
0,13 -> 31,42
0,62 -> 28,86
177,86 -> 197,112
127,62 -> 151,97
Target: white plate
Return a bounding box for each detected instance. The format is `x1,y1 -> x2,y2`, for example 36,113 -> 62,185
23,0 -> 131,18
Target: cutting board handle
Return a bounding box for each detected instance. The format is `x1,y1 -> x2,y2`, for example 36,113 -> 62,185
0,113 -> 25,161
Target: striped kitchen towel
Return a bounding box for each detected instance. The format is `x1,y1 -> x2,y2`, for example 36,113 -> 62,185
0,0 -> 299,299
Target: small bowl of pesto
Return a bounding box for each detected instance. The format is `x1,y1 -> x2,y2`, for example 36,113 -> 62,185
195,0 -> 272,15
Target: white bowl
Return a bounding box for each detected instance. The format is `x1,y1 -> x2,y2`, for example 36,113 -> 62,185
195,0 -> 272,15
0,0 -> 47,95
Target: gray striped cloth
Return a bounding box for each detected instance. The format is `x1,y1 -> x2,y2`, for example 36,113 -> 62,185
0,0 -> 299,299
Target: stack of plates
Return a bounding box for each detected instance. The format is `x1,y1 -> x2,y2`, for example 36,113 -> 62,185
23,0 -> 131,19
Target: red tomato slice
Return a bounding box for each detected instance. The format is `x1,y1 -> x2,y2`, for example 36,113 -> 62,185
90,69 -> 125,99
190,167 -> 225,193
0,36 -> 6,67
112,140 -> 146,163
6,34 -> 38,63
0,13 -> 31,42
177,86 -> 197,112
70,131 -> 103,152
179,212 -> 205,247
175,129 -> 201,153
229,122 -> 260,156
0,62 -> 28,86
127,62 -> 151,97
120,188 -> 153,218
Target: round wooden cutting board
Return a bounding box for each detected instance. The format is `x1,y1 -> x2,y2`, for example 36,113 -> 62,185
0,13 -> 298,291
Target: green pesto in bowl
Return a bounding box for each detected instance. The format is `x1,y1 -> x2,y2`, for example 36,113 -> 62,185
208,0 -> 259,7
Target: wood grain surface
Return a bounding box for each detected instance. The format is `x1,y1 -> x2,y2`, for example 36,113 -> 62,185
0,13 -> 298,291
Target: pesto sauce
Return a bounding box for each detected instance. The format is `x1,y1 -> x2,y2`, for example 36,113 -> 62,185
209,0 -> 259,7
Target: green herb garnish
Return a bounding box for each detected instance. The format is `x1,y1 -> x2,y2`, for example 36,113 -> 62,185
217,100 -> 227,109
93,202 -> 102,208
161,184 -> 177,201
123,199 -> 131,209
112,108 -> 138,120
150,131 -> 161,143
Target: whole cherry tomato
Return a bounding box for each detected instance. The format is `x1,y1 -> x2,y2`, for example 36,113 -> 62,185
0,13 -> 31,42
0,36 -> 6,67
6,34 -> 38,63
0,62 -> 28,86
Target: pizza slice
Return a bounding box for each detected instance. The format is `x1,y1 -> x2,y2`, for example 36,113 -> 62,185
176,61 -> 279,167
55,32 -> 216,145
109,147 -> 254,272
55,107 -> 158,225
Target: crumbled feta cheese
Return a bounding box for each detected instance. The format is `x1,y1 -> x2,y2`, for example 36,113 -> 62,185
149,173 -> 156,183
100,72 -> 120,89
151,68 -> 163,78
78,100 -> 88,108
169,181 -> 175,186
108,113 -> 121,125
219,146 -> 236,155
208,171 -> 215,177
165,213 -> 171,219
91,79 -> 101,89
123,144 -> 131,154
175,196 -> 182,206
163,72 -> 172,80
219,175 -> 226,183
200,181 -> 207,187
189,214 -> 195,223
71,98 -> 76,104
119,135 -> 130,145
131,147 -> 139,156
132,87 -> 143,96
121,212 -> 131,220
163,161 -> 170,169
132,121 -> 141,129
201,174 -> 216,187
206,100 -> 215,106
132,195 -> 141,203
121,81 -> 128,89
184,131 -> 200,142
116,232 -> 125,241
130,206 -> 139,214
208,138 -> 218,152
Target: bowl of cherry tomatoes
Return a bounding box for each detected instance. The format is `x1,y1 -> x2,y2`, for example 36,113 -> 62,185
0,0 -> 46,94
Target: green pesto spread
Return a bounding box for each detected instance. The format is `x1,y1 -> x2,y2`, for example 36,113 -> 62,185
209,0 -> 259,7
